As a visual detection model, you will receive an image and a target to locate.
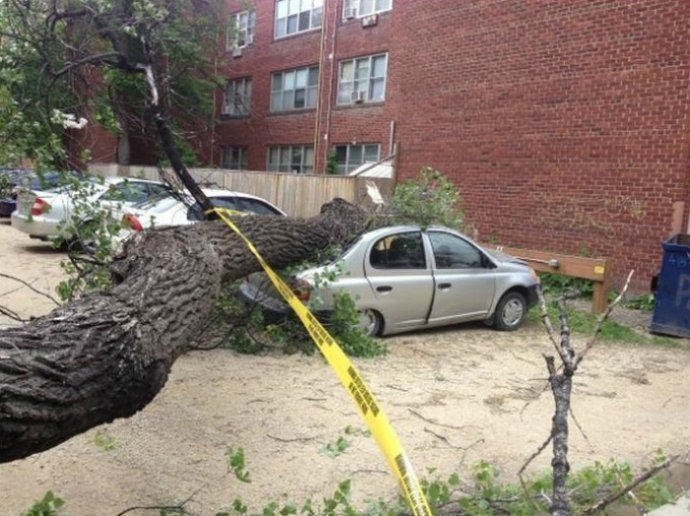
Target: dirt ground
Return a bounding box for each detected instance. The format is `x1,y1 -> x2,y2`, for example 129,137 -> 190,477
0,220 -> 689,515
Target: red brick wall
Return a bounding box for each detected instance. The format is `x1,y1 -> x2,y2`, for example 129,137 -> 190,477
387,1 -> 690,289
101,0 -> 690,291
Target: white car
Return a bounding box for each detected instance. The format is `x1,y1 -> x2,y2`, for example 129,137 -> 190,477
118,187 -> 286,237
11,176 -> 171,242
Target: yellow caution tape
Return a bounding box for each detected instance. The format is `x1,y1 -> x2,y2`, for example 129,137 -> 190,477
211,208 -> 432,516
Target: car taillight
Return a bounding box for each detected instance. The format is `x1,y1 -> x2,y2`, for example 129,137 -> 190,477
122,213 -> 143,232
292,278 -> 312,302
30,197 -> 50,216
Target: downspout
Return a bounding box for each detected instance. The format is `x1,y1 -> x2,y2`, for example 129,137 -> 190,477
313,1 -> 328,172
322,0 -> 339,173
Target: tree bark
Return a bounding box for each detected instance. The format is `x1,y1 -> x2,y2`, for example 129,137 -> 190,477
0,200 -> 369,463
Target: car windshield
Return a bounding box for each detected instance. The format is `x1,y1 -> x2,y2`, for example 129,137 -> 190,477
132,190 -> 190,211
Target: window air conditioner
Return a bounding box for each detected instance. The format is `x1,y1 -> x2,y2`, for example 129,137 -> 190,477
232,46 -> 243,57
351,90 -> 366,103
361,14 -> 378,27
344,7 -> 357,20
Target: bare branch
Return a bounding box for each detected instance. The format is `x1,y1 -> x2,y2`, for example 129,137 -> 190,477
575,270 -> 635,368
0,273 -> 60,306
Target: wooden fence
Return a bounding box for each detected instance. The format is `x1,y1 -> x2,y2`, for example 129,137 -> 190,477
88,164 -> 394,217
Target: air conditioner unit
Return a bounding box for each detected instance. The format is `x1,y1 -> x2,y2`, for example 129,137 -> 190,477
361,14 -> 378,27
351,90 -> 366,104
344,7 -> 357,20
232,46 -> 243,58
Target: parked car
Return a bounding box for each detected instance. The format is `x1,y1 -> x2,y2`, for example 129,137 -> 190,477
117,187 -> 286,238
239,225 -> 540,336
11,176 -> 170,242
0,169 -> 82,217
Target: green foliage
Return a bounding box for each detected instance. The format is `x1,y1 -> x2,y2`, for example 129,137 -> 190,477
226,446 -> 251,483
526,300 -> 680,347
93,429 -> 118,451
538,272 -> 593,298
321,436 -> 351,459
54,176 -> 127,302
326,291 -> 387,357
21,491 -> 65,516
325,150 -> 339,175
0,174 -> 12,199
214,453 -> 675,515
389,167 -> 466,230
624,293 -> 655,312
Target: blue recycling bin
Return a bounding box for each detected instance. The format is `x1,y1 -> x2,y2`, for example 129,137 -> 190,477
650,234 -> 690,338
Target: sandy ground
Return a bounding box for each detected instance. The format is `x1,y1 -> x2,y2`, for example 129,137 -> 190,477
0,220 -> 689,515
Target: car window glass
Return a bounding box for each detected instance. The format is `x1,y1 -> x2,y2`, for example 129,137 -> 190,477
187,197 -> 239,220
370,232 -> 425,269
429,232 -> 484,269
147,184 -> 170,196
236,197 -> 281,215
101,182 -> 149,202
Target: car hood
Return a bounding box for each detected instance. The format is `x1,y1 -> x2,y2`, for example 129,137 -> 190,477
486,249 -> 530,267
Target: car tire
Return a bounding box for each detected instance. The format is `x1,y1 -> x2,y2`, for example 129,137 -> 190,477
493,291 -> 527,331
358,309 -> 382,337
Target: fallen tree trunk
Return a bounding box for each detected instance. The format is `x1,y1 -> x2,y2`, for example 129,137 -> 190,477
0,200 -> 368,463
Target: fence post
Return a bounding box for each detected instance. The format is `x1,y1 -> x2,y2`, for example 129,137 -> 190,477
591,258 -> 613,314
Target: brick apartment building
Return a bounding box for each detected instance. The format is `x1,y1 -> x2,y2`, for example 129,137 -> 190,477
96,1 -> 690,291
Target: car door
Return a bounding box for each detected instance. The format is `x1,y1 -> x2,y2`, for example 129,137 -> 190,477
426,230 -> 496,324
363,230 -> 434,331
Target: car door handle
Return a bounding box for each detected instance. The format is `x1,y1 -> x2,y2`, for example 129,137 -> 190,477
376,286 -> 393,293
438,283 -> 452,290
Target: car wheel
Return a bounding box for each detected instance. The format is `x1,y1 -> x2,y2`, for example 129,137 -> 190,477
493,291 -> 527,331
358,309 -> 382,337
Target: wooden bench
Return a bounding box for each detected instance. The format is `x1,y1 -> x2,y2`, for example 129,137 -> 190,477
492,246 -> 613,314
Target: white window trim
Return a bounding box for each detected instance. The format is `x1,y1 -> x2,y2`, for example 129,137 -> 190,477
343,0 -> 392,20
222,77 -> 252,117
221,146 -> 248,170
333,143 -> 381,175
274,0 -> 324,40
337,53 -> 388,106
270,65 -> 319,112
227,9 -> 256,51
266,145 -> 314,174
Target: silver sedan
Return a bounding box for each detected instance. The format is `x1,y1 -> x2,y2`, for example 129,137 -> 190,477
241,225 -> 540,337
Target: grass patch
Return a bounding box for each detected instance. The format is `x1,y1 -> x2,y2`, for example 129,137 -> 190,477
526,301 -> 684,348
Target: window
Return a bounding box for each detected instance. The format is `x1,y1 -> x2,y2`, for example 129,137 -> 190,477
222,78 -> 252,117
429,232 -> 485,269
274,0 -> 323,38
267,145 -> 314,174
236,197 -> 283,215
220,146 -> 248,170
333,143 -> 380,175
271,66 -> 319,112
100,181 -> 151,203
227,10 -> 256,50
337,53 -> 388,105
370,232 -> 425,269
343,0 -> 392,19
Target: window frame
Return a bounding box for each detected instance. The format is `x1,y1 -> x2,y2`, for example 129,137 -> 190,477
266,145 -> 314,174
222,77 -> 252,117
369,231 -> 426,270
270,65 -> 319,113
428,231 -> 490,270
274,0 -> 323,39
336,53 -> 388,106
332,143 -> 381,175
227,9 -> 256,50
343,0 -> 392,20
220,146 -> 248,170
